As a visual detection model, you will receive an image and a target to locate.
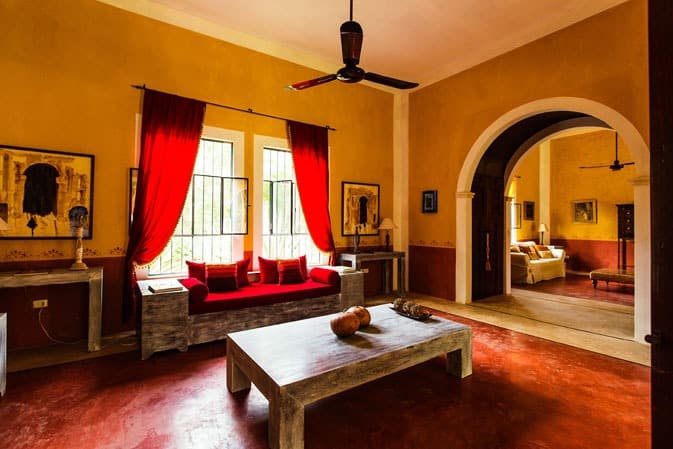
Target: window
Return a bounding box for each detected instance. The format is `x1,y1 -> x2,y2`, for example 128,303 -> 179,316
149,131 -> 247,276
261,147 -> 321,264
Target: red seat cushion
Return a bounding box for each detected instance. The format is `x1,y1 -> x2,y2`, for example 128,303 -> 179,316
298,254 -> 308,280
236,258 -> 251,287
186,260 -> 206,283
278,258 -> 305,284
206,263 -> 238,292
309,267 -> 341,285
258,256 -> 279,283
178,277 -> 209,303
189,280 -> 340,315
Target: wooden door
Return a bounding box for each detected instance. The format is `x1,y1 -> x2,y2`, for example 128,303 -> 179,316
471,174 -> 504,300
649,1 -> 673,447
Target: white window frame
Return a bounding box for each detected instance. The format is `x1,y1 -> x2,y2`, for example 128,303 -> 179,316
253,134 -> 327,270
136,125 -> 245,280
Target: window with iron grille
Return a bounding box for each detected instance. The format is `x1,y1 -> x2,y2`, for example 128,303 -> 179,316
149,138 -> 247,275
262,147 -> 321,264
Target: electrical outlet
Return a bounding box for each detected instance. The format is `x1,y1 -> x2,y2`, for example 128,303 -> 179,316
32,299 -> 48,309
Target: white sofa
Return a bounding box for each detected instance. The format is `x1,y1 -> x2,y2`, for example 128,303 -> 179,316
511,241 -> 566,284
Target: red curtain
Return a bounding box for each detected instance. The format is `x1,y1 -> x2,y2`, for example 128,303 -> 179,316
123,89 -> 206,319
287,120 -> 336,264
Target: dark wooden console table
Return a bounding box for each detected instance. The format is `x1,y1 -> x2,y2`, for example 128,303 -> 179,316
339,251 -> 406,297
0,267 -> 103,352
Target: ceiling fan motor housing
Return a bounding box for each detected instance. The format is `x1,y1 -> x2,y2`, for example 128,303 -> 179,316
340,20 -> 363,65
337,65 -> 365,83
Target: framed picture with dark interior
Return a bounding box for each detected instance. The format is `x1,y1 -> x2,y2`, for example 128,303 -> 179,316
0,144 -> 94,239
523,201 -> 534,220
422,190 -> 437,213
341,181 -> 380,236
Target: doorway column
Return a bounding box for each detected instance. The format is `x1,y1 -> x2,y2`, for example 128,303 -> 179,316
393,93 -> 409,291
455,191 -> 475,303
631,175 -> 651,343
539,141 -> 551,244
504,196 -> 514,295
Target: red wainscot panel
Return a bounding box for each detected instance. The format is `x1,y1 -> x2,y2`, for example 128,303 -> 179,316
551,239 -> 634,272
409,245 -> 455,300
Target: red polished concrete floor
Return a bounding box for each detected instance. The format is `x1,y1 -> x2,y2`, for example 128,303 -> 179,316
0,311 -> 650,449
514,273 -> 634,306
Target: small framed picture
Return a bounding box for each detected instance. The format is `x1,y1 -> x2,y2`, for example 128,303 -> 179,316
573,199 -> 598,224
422,190 -> 437,213
523,201 -> 535,221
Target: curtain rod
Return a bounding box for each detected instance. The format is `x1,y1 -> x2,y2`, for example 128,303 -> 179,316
131,84 -> 336,131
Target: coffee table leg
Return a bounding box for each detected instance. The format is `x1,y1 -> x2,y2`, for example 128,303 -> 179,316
446,330 -> 472,378
269,392 -> 304,449
226,345 -> 251,393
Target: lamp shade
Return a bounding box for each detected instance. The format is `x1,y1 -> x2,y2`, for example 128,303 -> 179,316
378,218 -> 394,230
538,223 -> 549,233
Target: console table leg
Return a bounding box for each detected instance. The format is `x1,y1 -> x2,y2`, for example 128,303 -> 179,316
88,275 -> 103,352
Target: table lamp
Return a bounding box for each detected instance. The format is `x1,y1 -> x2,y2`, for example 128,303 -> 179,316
378,218 -> 394,252
538,223 -> 549,245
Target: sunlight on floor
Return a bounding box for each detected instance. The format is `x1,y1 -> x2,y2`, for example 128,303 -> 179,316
366,292 -> 650,366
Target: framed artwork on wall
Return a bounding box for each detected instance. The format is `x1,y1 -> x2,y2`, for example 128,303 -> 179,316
0,144 -> 94,239
422,190 -> 438,213
573,199 -> 598,224
512,203 -> 522,229
341,181 -> 380,236
523,201 -> 535,220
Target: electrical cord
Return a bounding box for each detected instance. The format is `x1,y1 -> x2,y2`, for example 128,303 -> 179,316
38,308 -> 82,345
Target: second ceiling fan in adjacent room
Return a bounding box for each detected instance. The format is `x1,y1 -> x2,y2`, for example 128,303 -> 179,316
579,132 -> 635,171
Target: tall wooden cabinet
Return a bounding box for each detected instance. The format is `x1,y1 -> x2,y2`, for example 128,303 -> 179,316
617,204 -> 634,270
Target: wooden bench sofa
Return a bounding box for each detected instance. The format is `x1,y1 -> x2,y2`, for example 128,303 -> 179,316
137,267 -> 364,360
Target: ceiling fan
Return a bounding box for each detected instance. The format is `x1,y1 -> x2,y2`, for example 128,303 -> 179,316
287,0 -> 419,91
579,132 -> 635,171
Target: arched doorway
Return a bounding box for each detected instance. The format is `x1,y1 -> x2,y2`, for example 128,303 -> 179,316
455,97 -> 651,342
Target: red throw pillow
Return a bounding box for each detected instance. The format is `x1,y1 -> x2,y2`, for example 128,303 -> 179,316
236,258 -> 251,287
258,256 -> 278,283
178,277 -> 209,303
310,267 -> 340,285
186,260 -> 206,283
298,254 -> 308,280
277,258 -> 305,284
206,263 -> 238,292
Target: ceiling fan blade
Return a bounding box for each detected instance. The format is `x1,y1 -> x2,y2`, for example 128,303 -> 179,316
579,164 -> 611,169
623,161 -> 636,166
286,74 -> 337,91
340,20 -> 363,65
364,72 -> 419,89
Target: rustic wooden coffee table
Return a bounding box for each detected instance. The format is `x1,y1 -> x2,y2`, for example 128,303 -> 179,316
226,304 -> 472,449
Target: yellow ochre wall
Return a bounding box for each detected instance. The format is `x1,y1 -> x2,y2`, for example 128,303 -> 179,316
0,0 -> 394,262
408,0 -> 647,298
551,130 -> 635,241
512,147 -> 540,242
509,131 -> 635,243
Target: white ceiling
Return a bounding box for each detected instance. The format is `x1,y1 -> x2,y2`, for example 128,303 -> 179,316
102,0 -> 630,90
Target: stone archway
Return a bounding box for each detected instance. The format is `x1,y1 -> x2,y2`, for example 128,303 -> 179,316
455,97 -> 651,342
